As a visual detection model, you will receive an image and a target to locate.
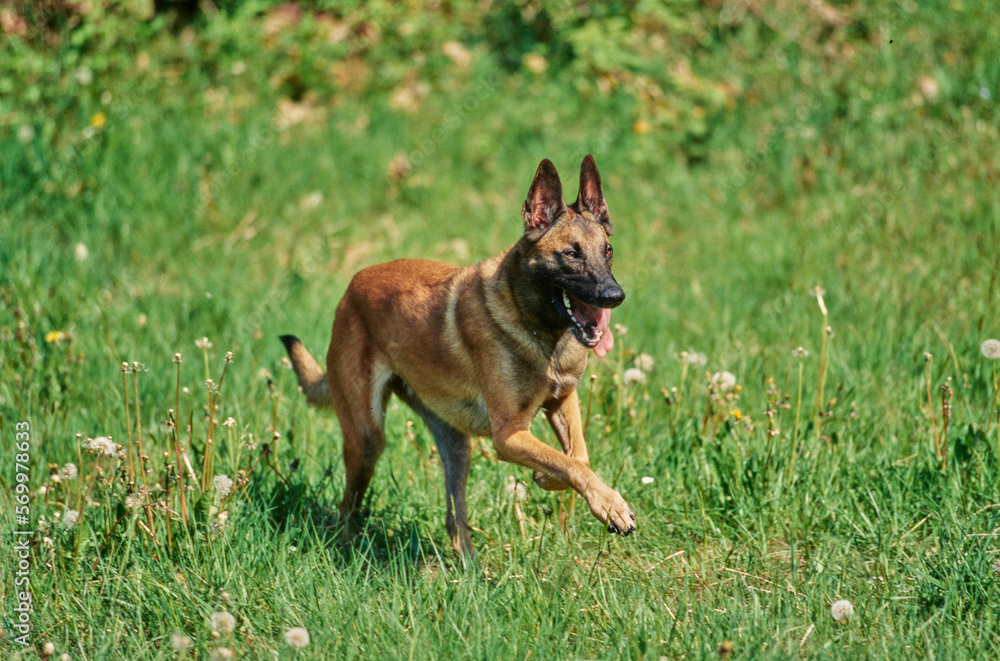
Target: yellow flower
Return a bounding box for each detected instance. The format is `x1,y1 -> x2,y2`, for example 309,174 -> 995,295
45,330 -> 67,343
90,112 -> 107,128
730,409 -> 742,421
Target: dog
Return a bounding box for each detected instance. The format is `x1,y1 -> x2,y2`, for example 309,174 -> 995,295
280,155 -> 634,555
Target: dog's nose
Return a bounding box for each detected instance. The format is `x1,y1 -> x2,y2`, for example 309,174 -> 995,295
596,282 -> 625,308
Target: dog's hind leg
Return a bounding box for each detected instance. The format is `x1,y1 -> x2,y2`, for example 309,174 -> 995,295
393,385 -> 474,557
326,325 -> 393,526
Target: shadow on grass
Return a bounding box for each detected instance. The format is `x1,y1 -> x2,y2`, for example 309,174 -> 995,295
242,461 -> 454,572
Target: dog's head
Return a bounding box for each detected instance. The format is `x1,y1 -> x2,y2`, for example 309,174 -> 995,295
520,155 -> 624,356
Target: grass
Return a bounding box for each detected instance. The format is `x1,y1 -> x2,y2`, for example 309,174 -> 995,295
2,1 -> 1000,659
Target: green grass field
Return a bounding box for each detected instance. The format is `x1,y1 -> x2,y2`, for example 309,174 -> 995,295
2,1 -> 1000,658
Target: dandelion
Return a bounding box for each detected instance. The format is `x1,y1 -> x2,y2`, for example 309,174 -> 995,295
442,40 -> 472,68
613,323 -> 628,336
60,463 -> 78,480
505,476 -> 528,501
830,599 -> 854,623
793,346 -> 809,358
686,352 -> 707,366
196,337 -> 213,350
171,633 -> 192,652
285,627 -> 311,649
982,339 -> 1000,360
222,417 -> 236,428
523,53 -> 548,74
209,648 -> 233,661
281,356 -> 293,369
85,436 -> 118,457
213,474 -> 234,498
210,611 -> 236,634
711,371 -> 737,392
60,654 -> 71,661
17,124 -> 35,143
640,476 -> 655,485
622,368 -> 646,386
90,112 -> 106,128
43,642 -> 56,656
74,67 -> 93,85
45,330 -> 68,343
74,243 -> 89,261
298,190 -> 324,210
63,510 -> 80,528
634,353 -> 655,372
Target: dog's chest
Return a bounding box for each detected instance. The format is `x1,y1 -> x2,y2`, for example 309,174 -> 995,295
545,337 -> 588,399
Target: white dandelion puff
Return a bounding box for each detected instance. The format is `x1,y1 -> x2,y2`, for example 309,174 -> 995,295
171,633 -> 192,652
686,352 -> 707,366
285,627 -> 311,649
63,510 -> 80,529
210,611 -> 236,634
213,475 -> 234,499
622,368 -> 646,386
634,353 -> 655,372
85,436 -> 117,457
830,599 -> 854,623
505,476 -> 528,502
981,339 -> 1000,360
640,476 -> 655,485
196,336 -> 213,350
60,463 -> 78,480
711,371 -> 737,392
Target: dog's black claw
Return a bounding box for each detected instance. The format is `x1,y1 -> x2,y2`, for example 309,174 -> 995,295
608,523 -> 619,534
629,510 -> 635,520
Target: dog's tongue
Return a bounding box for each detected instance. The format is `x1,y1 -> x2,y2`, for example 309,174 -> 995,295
574,301 -> 614,357
593,307 -> 614,357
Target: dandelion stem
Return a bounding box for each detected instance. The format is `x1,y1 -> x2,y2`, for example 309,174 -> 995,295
788,359 -> 805,484
813,287 -> 829,439
121,363 -> 136,482
672,361 -> 689,433
985,362 -> 999,435
174,358 -> 188,525
924,354 -> 941,462
133,363 -> 156,537
940,380 -> 952,471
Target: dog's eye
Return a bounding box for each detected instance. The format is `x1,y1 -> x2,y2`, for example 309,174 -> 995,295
563,249 -> 579,260
605,245 -> 613,260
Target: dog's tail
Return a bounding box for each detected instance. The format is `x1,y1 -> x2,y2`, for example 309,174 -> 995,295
279,335 -> 332,408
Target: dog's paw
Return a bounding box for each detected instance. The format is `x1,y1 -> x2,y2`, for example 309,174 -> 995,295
532,470 -> 571,491
589,487 -> 635,536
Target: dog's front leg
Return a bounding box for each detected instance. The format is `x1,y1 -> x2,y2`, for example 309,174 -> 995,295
533,389 -> 590,491
492,425 -> 635,535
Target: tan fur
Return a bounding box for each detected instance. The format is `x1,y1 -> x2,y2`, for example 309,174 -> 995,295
281,156 -> 634,556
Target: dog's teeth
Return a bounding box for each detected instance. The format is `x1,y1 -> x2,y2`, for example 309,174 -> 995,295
562,291 -> 572,310
596,330 -> 604,340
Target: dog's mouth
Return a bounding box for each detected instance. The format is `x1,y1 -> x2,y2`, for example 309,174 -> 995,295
553,289 -> 615,356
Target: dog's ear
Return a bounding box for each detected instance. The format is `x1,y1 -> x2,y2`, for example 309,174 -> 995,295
521,159 -> 567,239
574,154 -> 613,236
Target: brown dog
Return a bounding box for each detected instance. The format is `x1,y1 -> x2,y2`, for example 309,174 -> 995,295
280,155 -> 634,555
